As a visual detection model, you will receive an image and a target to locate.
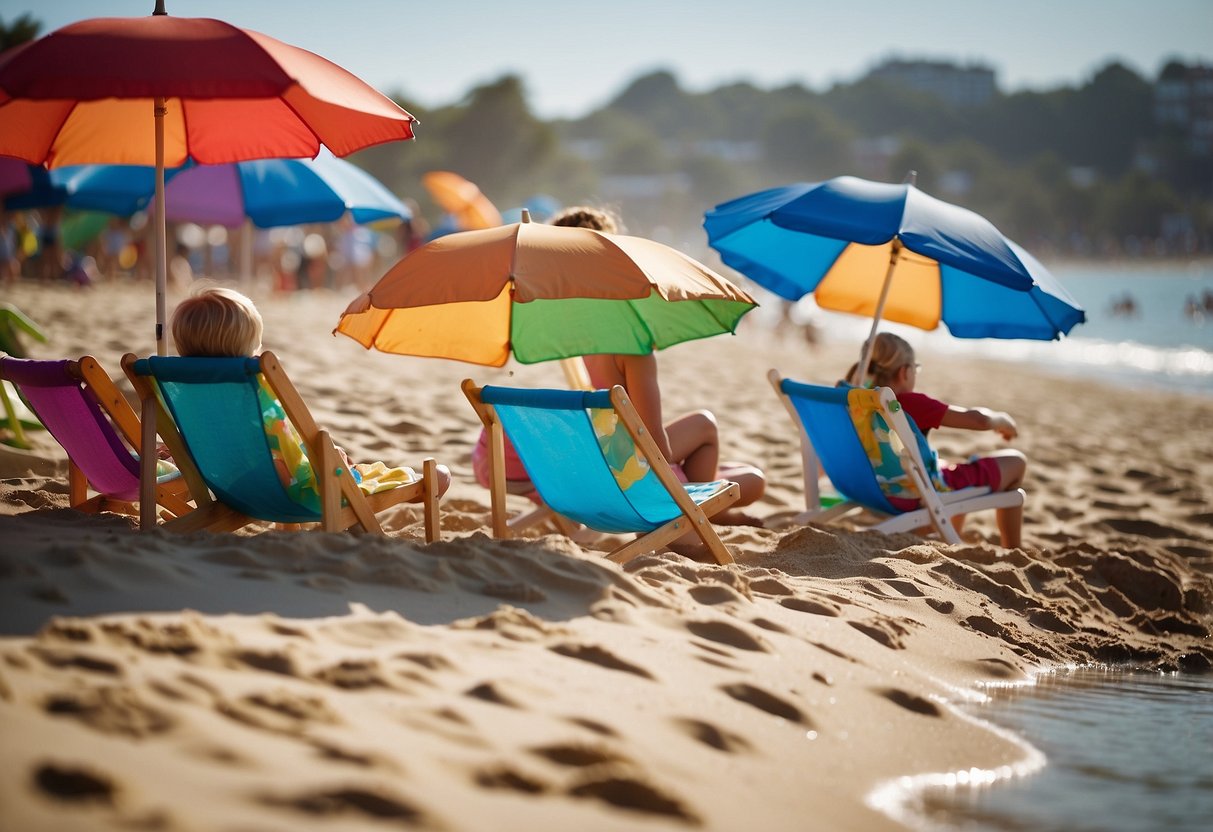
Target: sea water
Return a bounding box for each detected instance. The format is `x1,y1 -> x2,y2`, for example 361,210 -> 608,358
928,669 -> 1213,832
787,260 -> 1213,396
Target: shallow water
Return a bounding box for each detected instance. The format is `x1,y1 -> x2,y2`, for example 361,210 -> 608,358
930,668 -> 1213,832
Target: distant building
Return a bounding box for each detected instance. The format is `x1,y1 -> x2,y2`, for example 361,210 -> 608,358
866,58 -> 998,108
1154,63 -> 1213,155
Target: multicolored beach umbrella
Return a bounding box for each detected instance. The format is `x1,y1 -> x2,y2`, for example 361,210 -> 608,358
704,176 -> 1085,379
335,213 -> 756,367
0,6 -> 416,354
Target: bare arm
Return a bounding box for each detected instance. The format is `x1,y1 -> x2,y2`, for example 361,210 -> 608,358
618,353 -> 675,460
940,406 -> 1018,440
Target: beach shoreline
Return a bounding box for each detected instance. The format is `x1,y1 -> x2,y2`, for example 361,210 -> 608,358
2,280 -> 1211,831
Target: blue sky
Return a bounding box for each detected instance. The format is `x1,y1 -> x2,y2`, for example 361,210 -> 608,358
5,0 -> 1211,117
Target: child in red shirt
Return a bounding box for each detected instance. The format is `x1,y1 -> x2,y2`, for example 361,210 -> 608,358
847,333 -> 1027,548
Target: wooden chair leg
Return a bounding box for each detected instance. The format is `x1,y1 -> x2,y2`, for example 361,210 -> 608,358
68,460 -> 87,508
422,457 -> 440,543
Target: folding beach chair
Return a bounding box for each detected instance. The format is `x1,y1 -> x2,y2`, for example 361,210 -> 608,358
768,370 -> 1025,544
122,351 -> 441,539
463,380 -> 739,564
0,355 -> 193,518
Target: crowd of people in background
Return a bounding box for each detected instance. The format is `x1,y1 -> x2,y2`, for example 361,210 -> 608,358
0,198 -> 433,295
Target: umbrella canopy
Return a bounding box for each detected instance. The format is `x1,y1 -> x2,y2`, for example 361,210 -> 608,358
335,215 -> 756,367
704,176 -> 1085,347
55,150 -> 410,228
422,171 -> 501,230
0,9 -> 416,354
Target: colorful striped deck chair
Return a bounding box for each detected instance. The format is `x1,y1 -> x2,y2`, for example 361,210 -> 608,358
463,380 -> 738,564
122,351 -> 441,539
768,370 -> 1025,544
0,355 -> 193,518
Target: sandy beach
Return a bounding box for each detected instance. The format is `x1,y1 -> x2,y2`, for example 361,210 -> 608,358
1,279 -> 1211,831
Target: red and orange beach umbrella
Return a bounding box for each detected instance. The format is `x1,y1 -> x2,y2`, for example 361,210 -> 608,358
0,2 -> 417,355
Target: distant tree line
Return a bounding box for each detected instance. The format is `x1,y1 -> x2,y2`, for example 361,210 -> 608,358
361,62 -> 1212,259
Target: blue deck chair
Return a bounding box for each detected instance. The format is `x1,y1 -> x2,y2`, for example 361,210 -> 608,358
122,351 -> 441,539
462,380 -> 739,564
0,355 -> 193,518
768,370 -> 1024,544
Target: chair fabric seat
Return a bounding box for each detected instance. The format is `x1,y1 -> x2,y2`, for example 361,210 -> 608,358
2,357 -> 141,500
779,379 -> 900,515
482,384 -> 731,535
133,356 -> 322,523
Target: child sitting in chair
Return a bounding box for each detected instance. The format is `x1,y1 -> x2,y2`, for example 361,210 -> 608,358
171,285 -> 450,509
846,332 -> 1026,548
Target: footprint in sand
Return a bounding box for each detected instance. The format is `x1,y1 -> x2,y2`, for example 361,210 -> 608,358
746,576 -> 795,596
565,716 -> 618,737
1187,512 -> 1213,527
549,643 -> 654,680
219,690 -> 340,735
567,775 -> 697,822
260,787 -> 425,823
30,648 -> 122,676
34,763 -> 117,804
719,682 -> 809,725
779,596 -> 842,617
878,687 -> 942,716
686,620 -> 770,653
749,616 -> 791,634
1100,517 -> 1189,539
687,583 -> 746,605
847,617 -> 913,650
670,717 -> 754,753
530,742 -> 623,767
43,687 -> 175,738
476,765 -> 549,794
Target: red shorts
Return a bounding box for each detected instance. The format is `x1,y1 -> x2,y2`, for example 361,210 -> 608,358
887,457 -> 1002,512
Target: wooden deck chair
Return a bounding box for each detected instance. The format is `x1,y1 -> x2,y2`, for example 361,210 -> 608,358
463,380 -> 739,564
768,370 -> 1025,544
122,351 -> 441,539
0,355 -> 193,518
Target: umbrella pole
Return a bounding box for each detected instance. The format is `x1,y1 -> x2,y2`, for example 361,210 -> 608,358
154,97 -> 168,356
853,238 -> 902,385
142,95 -> 168,527
241,219 -> 254,285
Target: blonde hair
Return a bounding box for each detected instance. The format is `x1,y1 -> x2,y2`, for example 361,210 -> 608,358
549,205 -> 621,233
171,285 -> 263,357
847,332 -> 915,387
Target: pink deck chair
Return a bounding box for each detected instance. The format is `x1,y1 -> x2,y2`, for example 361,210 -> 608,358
0,355 -> 193,518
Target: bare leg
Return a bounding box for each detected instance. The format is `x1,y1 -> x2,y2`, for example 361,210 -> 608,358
989,450 -> 1027,548
665,410 -> 719,483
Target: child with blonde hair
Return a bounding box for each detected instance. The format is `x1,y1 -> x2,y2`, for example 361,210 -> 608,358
847,332 -> 1026,547
171,285 -> 450,509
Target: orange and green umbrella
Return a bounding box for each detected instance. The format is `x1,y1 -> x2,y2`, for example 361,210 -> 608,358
335,214 -> 756,367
